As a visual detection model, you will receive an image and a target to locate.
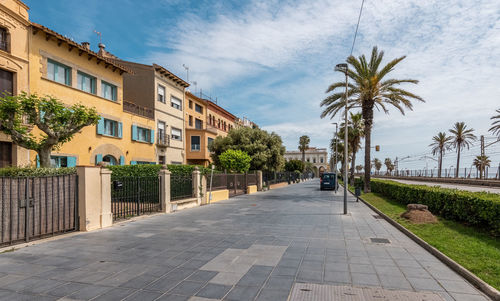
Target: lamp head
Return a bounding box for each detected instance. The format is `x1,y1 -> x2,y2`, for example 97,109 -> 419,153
335,63 -> 348,73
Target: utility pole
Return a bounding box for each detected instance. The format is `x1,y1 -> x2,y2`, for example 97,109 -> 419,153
481,135 -> 485,157
480,135 -> 485,179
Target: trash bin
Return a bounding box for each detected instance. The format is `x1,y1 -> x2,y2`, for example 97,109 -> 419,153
355,186 -> 361,202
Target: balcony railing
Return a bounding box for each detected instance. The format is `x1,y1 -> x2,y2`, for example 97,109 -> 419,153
157,133 -> 170,147
123,101 -> 154,120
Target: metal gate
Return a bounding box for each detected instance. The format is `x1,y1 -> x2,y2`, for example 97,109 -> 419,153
111,176 -> 161,221
0,174 -> 78,246
227,174 -> 246,197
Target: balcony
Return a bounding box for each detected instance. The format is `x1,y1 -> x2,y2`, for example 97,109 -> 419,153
123,100 -> 154,120
157,133 -> 170,147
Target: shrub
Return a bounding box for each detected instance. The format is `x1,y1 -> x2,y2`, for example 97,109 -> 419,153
370,179 -> 500,236
0,167 -> 76,177
219,149 -> 251,173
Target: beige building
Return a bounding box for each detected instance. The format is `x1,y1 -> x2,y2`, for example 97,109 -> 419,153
119,61 -> 189,165
284,147 -> 328,175
0,0 -> 30,167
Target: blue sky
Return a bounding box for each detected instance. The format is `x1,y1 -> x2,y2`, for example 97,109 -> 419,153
25,0 -> 500,174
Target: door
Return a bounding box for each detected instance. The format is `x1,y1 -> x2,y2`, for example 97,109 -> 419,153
157,121 -> 165,144
0,142 -> 12,167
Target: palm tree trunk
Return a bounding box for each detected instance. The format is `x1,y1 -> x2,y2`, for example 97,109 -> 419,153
438,148 -> 443,178
363,107 -> 373,193
301,151 -> 305,170
455,148 -> 461,178
349,150 -> 356,185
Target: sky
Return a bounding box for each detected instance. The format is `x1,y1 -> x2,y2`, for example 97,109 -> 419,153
25,0 -> 500,174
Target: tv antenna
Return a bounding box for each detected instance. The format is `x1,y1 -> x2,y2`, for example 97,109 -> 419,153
94,30 -> 102,43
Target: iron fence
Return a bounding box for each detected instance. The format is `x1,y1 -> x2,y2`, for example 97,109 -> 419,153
375,165 -> 500,180
111,176 -> 160,221
171,174 -> 194,201
0,174 -> 78,246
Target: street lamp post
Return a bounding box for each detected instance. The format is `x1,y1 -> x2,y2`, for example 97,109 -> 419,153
336,63 -> 348,215
331,122 -> 338,193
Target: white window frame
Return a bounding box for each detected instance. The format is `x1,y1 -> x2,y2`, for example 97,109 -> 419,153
171,127 -> 182,140
171,96 -> 182,110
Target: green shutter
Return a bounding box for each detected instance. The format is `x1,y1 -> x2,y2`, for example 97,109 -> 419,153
97,117 -> 104,135
36,155 -> 40,168
67,156 -> 77,167
130,161 -> 137,165
150,129 -> 155,144
131,125 -> 137,141
95,154 -> 103,164
119,156 -> 125,165
118,122 -> 123,138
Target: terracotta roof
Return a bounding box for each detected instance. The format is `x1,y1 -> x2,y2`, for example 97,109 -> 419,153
206,99 -> 236,121
153,63 -> 189,87
30,22 -> 132,74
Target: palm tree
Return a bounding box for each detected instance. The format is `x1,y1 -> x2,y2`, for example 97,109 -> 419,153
355,165 -> 363,173
384,158 -> 394,174
429,132 -> 452,178
321,46 -> 423,192
449,122 -> 476,178
298,135 -> 310,167
473,155 -> 491,179
373,158 -> 382,175
490,109 -> 500,139
340,112 -> 364,185
330,137 -> 349,174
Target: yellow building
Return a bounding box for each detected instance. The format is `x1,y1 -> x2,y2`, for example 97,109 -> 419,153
206,99 -> 236,138
0,0 -> 30,167
184,91 -> 217,166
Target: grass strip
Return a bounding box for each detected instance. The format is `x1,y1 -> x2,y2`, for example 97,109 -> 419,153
361,192 -> 500,290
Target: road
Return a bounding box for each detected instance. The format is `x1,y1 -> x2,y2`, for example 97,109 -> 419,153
386,178 -> 500,194
0,180 -> 490,300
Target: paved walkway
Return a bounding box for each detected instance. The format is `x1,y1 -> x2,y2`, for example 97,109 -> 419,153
0,180 -> 490,301
387,178 -> 500,194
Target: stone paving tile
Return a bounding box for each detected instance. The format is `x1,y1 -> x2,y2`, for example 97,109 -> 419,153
196,283 -> 232,299
255,288 -> 290,301
123,289 -> 164,301
157,294 -> 191,301
224,285 -> 261,301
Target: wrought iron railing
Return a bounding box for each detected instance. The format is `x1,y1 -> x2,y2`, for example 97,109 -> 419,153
123,100 -> 154,120
157,133 -> 170,146
111,176 -> 160,221
171,174 -> 193,201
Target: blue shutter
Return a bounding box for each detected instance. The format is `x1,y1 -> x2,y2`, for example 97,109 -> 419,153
118,122 -> 123,138
131,125 -> 137,141
40,110 -> 46,122
119,156 -> 125,165
150,129 -> 155,144
67,156 -> 77,167
95,154 -> 103,164
36,155 -> 40,168
97,117 -> 104,135
130,161 -> 137,165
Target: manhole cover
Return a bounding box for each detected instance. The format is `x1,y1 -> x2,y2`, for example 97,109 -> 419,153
370,237 -> 390,244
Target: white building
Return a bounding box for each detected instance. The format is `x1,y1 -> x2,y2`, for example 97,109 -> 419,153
284,147 -> 329,176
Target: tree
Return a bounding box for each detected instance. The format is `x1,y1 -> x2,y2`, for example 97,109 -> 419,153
321,46 -> 423,192
489,109 -> 500,139
384,158 -> 394,174
355,165 -> 363,173
0,93 -> 99,167
285,159 -> 304,172
298,135 -> 310,166
373,158 -> 382,174
429,132 -> 452,178
449,122 -> 476,178
219,149 -> 251,173
330,136 -> 350,174
209,127 -> 285,171
473,155 -> 491,179
340,112 -> 364,185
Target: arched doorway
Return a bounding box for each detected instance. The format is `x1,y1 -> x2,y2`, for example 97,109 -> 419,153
103,155 -> 117,166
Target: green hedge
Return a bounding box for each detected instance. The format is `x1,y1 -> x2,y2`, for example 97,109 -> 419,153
107,164 -> 213,179
0,167 -> 76,177
370,179 -> 500,236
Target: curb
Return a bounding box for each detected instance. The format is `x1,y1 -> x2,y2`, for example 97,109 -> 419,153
352,189 -> 500,301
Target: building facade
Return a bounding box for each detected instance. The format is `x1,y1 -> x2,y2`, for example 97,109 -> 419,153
184,91 -> 218,166
284,147 -> 329,176
119,61 -> 189,165
206,100 -> 236,138
0,0 -> 30,167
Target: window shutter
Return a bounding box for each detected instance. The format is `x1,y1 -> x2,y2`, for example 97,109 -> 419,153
150,129 -> 155,144
97,117 -> 104,135
119,156 -> 125,165
130,161 -> 137,165
118,122 -> 123,138
95,154 -> 103,164
39,110 -> 46,122
67,156 -> 77,167
36,155 -> 40,168
131,125 -> 137,141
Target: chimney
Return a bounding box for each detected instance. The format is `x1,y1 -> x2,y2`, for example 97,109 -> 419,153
81,41 -> 90,50
98,43 -> 106,55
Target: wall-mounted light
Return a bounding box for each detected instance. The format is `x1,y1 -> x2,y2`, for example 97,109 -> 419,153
88,146 -> 92,152
126,151 -> 129,155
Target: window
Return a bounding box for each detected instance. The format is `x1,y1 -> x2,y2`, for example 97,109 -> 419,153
158,156 -> 165,165
102,155 -> 117,166
77,71 -> 96,94
104,119 -> 119,137
0,27 -> 8,51
208,114 -> 212,125
207,137 -> 214,149
313,158 -> 316,163
158,85 -> 165,103
189,100 -> 193,109
320,157 -> 324,163
0,69 -> 13,95
171,96 -> 182,110
137,126 -> 150,142
307,158 -> 310,162
50,156 -> 67,168
47,59 -> 71,85
171,128 -> 182,140
191,136 -> 200,151
195,104 -> 203,114
102,81 -> 117,101
195,118 -> 203,129
188,115 -> 193,126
